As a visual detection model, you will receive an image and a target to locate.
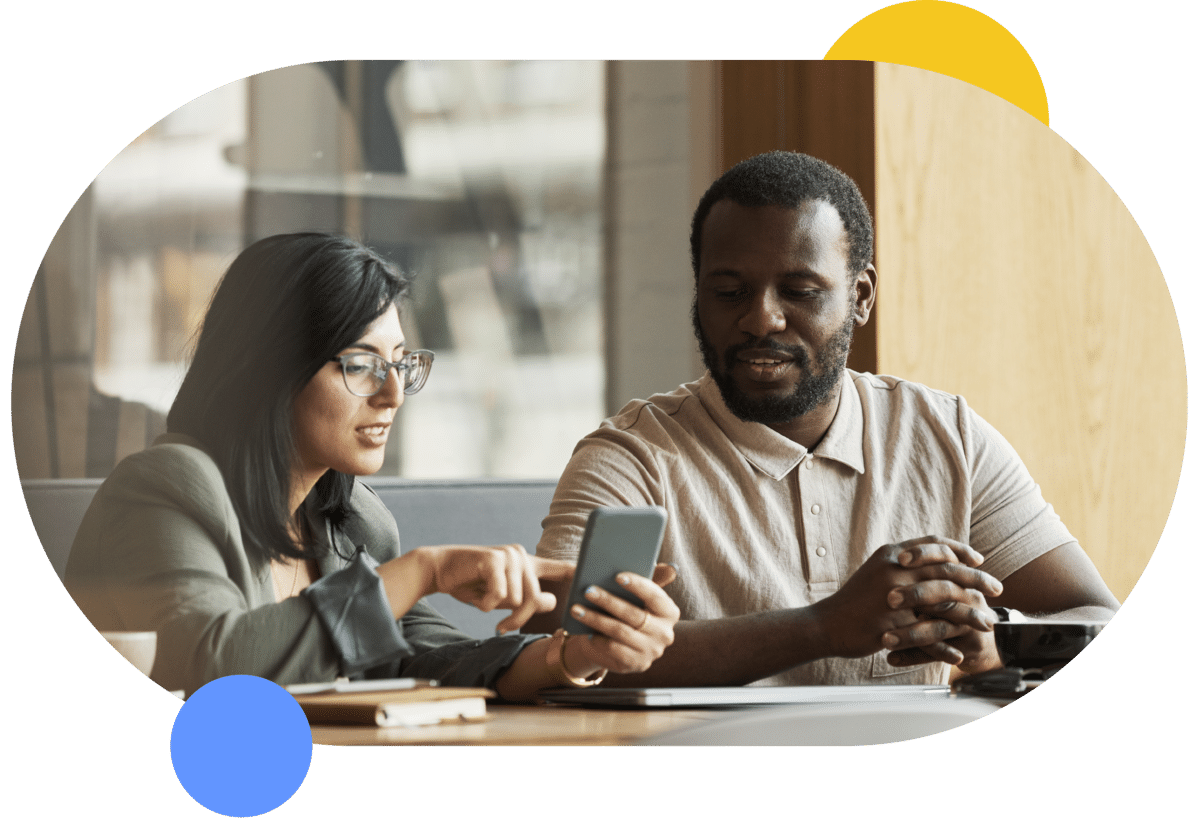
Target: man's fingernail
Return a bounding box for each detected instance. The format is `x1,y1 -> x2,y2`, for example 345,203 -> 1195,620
897,552 -> 912,565
617,573 -> 631,585
887,590 -> 904,608
571,605 -> 585,618
585,585 -> 600,598
882,633 -> 899,647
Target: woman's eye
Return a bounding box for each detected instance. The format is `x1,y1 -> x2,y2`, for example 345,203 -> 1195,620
344,362 -> 371,376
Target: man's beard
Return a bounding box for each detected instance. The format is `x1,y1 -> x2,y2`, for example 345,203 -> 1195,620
692,299 -> 855,426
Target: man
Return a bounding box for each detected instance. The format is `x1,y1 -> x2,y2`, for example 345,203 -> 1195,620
529,151 -> 1118,686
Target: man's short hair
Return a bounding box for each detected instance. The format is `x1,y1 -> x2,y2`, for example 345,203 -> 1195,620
690,150 -> 874,279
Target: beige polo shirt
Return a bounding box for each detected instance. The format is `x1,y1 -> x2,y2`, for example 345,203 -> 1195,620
537,370 -> 1075,686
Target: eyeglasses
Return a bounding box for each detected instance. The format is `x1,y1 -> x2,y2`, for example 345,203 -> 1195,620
329,349 -> 435,397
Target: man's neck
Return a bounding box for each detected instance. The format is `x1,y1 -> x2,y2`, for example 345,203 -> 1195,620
764,378 -> 844,450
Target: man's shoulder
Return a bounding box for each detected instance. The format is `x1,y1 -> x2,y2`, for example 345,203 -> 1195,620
605,380 -> 704,430
848,370 -> 966,424
589,379 -> 718,454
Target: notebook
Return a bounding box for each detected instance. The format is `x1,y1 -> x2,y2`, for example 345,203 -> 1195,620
537,684 -> 951,708
286,678 -> 493,727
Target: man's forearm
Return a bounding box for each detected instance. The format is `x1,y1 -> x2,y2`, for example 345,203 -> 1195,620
599,607 -> 833,688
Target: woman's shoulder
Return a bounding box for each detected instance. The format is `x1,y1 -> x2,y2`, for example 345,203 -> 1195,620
100,434 -> 234,520
342,480 -> 402,555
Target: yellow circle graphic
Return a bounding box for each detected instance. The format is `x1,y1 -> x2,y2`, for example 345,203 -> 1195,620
826,1 -> 1049,125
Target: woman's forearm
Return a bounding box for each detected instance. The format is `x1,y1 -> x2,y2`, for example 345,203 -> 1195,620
493,635 -> 607,702
374,549 -> 436,619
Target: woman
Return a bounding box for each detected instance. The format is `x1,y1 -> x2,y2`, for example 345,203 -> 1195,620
66,233 -> 679,699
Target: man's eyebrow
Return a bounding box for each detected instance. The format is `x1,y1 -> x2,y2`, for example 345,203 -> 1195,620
704,268 -> 824,280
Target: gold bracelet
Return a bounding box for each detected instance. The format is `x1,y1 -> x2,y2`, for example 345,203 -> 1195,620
550,628 -> 607,688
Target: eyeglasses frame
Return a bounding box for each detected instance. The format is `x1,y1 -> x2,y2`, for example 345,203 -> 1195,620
328,349 -> 435,397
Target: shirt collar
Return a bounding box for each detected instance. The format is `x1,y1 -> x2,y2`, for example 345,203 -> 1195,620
817,370 -> 866,474
696,370 -> 865,479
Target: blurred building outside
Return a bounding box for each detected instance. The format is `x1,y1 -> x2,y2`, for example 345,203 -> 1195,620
16,61 -> 706,481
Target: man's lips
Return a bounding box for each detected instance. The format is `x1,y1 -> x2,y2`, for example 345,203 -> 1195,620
727,344 -> 804,384
737,359 -> 792,382
735,349 -> 795,366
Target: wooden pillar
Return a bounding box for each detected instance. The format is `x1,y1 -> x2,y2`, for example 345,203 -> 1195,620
717,61 -> 877,374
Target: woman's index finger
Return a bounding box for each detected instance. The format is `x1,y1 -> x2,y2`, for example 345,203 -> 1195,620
532,556 -> 577,581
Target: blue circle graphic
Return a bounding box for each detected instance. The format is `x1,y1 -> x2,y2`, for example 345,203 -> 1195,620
170,675 -> 312,817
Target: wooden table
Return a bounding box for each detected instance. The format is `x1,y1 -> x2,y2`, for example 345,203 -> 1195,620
311,703 -> 723,746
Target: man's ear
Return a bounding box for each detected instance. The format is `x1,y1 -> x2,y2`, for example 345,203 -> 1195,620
853,263 -> 878,326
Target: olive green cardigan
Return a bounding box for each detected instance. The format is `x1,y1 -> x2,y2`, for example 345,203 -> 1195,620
66,435 -> 539,695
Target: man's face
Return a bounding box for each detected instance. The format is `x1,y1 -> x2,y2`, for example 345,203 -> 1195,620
692,199 -> 869,427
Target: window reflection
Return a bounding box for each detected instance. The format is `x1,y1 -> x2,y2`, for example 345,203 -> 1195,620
17,60 -> 604,480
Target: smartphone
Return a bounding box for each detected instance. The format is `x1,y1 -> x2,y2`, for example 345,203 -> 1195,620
561,506 -> 668,635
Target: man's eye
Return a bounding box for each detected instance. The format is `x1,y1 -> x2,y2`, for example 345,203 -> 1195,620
785,289 -> 820,300
714,289 -> 745,301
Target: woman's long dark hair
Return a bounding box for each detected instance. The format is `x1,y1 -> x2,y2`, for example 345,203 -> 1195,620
167,233 -> 410,568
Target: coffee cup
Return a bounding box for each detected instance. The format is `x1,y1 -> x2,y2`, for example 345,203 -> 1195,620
100,631 -> 157,676
993,620 -> 1106,669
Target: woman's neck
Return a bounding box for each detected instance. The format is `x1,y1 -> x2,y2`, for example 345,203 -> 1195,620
289,467 -> 326,519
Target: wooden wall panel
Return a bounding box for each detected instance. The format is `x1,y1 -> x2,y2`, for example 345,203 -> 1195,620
874,64 -> 1184,601
718,61 -> 788,170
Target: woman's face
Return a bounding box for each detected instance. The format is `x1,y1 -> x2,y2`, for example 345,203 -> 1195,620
291,305 -> 406,493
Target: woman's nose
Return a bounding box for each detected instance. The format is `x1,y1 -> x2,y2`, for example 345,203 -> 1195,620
372,366 -> 404,408
738,290 -> 787,338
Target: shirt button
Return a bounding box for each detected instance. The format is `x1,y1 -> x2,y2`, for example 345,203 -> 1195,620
816,546 -> 827,557
805,460 -> 814,470
811,504 -> 821,514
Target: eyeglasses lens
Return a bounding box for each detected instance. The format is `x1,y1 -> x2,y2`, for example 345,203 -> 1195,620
401,352 -> 431,395
342,354 -> 384,396
340,351 -> 433,397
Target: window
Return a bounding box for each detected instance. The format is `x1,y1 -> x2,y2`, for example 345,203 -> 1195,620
17,61 -> 605,480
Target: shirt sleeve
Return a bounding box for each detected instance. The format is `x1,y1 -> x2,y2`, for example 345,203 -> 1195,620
306,553 -> 545,689
393,599 -> 544,689
302,549 -> 412,676
536,428 -> 662,563
340,483 -> 547,688
961,402 -> 1077,580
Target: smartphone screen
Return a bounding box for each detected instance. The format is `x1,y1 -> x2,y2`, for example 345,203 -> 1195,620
561,506 -> 667,635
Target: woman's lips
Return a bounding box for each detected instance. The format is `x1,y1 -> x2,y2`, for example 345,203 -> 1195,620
356,423 -> 391,446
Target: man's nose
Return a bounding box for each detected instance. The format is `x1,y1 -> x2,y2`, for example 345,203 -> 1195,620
738,290 -> 787,338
